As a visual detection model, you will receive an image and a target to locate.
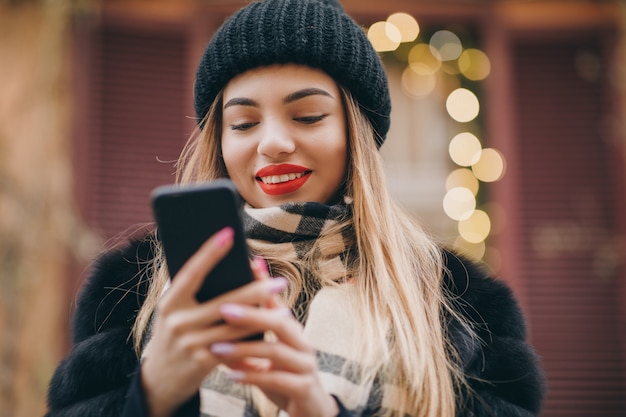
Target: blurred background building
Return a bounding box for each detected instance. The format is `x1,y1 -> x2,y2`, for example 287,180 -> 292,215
0,0 -> 624,416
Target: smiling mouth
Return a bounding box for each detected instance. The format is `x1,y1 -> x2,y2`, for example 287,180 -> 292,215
258,172 -> 310,184
256,171 -> 312,195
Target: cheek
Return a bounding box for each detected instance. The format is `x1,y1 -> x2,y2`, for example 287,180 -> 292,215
221,138 -> 241,175
322,131 -> 348,184
222,152 -> 246,194
329,126 -> 348,166
221,139 -> 256,202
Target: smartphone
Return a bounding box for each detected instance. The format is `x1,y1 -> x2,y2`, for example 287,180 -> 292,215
151,179 -> 255,302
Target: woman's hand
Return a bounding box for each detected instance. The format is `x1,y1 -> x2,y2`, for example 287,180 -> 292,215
140,227 -> 288,417
209,260 -> 339,417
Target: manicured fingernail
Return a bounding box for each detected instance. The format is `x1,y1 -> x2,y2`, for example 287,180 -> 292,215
210,342 -> 235,355
215,227 -> 234,247
220,303 -> 244,319
267,277 -> 288,293
226,370 -> 246,381
276,307 -> 292,316
254,256 -> 269,274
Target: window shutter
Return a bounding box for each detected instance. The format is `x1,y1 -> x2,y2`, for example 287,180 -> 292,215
82,22 -> 189,240
513,35 -> 626,416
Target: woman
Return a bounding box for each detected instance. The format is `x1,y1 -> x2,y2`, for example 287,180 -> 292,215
45,0 -> 545,416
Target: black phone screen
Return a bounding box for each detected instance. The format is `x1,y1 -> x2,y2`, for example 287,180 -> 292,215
151,179 -> 255,302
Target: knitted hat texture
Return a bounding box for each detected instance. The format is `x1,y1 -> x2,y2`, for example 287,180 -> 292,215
194,0 -> 391,147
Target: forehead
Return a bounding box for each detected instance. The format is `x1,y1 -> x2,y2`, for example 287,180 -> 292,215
222,64 -> 341,100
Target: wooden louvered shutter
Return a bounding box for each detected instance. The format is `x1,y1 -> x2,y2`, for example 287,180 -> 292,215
78,20 -> 190,241
512,34 -> 626,416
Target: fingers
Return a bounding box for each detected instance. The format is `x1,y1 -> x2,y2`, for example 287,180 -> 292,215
160,278 -> 289,334
225,303 -> 302,348
251,256 -> 285,309
225,368 -> 340,417
218,303 -> 308,352
251,256 -> 269,282
172,321 -> 263,355
210,305 -> 313,373
211,338 -> 315,374
226,369 -> 316,398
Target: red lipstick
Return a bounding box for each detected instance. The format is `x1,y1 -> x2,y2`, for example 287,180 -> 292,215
255,164 -> 312,195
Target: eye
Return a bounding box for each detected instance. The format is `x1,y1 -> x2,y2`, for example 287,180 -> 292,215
230,121 -> 259,131
294,114 -> 327,124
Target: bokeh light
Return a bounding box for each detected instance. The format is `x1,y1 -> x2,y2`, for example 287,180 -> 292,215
446,88 -> 479,122
374,15 -> 501,258
446,168 -> 480,195
429,30 -> 462,61
408,43 -> 442,74
387,13 -> 419,43
368,21 -> 401,52
401,65 -> 437,98
458,48 -> 491,81
441,60 -> 460,75
449,132 -> 482,166
472,148 -> 506,182
458,209 -> 491,243
443,187 -> 476,221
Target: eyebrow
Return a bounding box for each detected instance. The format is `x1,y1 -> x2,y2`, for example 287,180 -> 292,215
223,87 -> 334,110
283,88 -> 334,104
223,97 -> 258,110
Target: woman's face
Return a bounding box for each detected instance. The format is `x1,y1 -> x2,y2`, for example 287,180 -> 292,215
221,64 -> 347,208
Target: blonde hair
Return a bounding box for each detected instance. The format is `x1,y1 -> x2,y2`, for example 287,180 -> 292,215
132,86 -> 470,417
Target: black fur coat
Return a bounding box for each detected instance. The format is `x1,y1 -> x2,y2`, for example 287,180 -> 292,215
45,238 -> 546,416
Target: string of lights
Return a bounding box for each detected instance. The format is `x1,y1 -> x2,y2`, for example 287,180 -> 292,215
368,13 -> 505,267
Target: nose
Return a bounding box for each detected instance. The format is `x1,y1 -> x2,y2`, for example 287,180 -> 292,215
256,120 -> 296,158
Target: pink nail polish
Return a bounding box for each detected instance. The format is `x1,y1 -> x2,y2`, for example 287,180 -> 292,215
210,342 -> 235,355
220,303 -> 244,319
267,277 -> 288,293
254,256 -> 269,274
215,227 -> 234,247
227,370 -> 245,381
276,307 -> 292,316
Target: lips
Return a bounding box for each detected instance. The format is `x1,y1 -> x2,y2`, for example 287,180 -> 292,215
255,164 -> 312,195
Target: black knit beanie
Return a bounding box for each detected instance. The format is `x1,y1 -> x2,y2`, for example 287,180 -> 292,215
194,0 -> 391,147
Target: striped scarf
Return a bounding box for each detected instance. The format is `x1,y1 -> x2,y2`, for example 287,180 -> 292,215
243,202 -> 355,322
198,202 -> 405,417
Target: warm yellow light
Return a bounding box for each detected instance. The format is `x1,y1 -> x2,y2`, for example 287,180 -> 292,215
446,168 -> 479,195
458,209 -> 491,243
387,13 -> 419,43
408,43 -> 441,74
446,88 -> 480,122
449,132 -> 482,166
443,187 -> 476,221
401,65 -> 436,98
441,60 -> 460,75
368,21 -> 401,52
453,236 -> 486,260
429,30 -> 462,61
472,148 -> 506,182
458,48 -> 491,81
